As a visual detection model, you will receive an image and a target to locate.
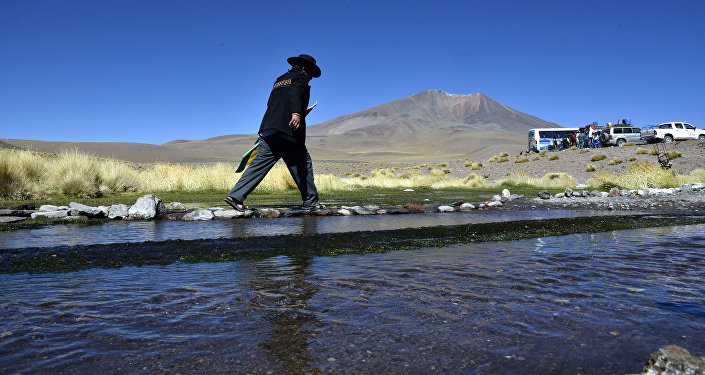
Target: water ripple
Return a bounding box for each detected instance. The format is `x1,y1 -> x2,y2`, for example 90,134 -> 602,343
0,225 -> 704,374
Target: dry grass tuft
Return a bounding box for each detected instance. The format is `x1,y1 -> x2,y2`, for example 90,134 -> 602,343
591,154 -> 608,162
499,171 -> 576,189
586,164 -> 597,172
607,157 -> 624,165
548,155 -> 559,161
515,157 -> 530,163
666,150 -> 683,159
587,161 -> 705,190
636,147 -> 649,154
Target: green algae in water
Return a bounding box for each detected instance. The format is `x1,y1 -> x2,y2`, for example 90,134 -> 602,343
3,214 -> 704,273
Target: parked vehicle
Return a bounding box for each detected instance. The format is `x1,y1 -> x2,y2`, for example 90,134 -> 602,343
599,126 -> 644,146
641,122 -> 705,143
527,128 -> 579,152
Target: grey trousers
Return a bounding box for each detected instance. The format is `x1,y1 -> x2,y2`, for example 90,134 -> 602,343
227,133 -> 320,207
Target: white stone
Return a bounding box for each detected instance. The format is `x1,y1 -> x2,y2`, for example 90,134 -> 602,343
692,182 -> 705,190
555,193 -> 565,198
213,209 -> 252,218
183,209 -> 214,221
69,202 -> 105,218
39,205 -> 59,212
486,201 -> 503,207
459,203 -> 475,210
403,189 -> 414,192
438,205 -> 454,212
338,209 -> 352,216
501,189 -> 511,198
31,210 -> 68,219
576,183 -> 588,189
128,194 -> 165,219
108,204 -> 129,219
601,192 -> 609,198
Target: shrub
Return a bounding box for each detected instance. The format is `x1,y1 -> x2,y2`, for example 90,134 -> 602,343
579,149 -> 591,154
488,155 -> 499,162
462,173 -> 486,187
570,146 -> 579,150
548,155 -> 559,161
435,162 -> 448,167
442,169 -> 452,174
398,171 -> 419,179
48,150 -> 102,197
515,157 -> 530,163
586,164 -> 597,172
636,147 -> 649,154
629,157 -> 637,161
464,160 -> 471,167
539,150 -> 548,155
591,154 -> 607,162
666,151 -> 683,159
608,157 -> 623,165
649,149 -> 659,156
370,168 -> 395,178
471,162 -> 485,170
534,156 -> 541,160
499,152 -> 509,157
499,171 -> 576,189
587,161 -> 680,190
622,142 -> 635,146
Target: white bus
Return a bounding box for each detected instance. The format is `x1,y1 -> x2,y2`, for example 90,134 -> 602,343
527,128 -> 580,152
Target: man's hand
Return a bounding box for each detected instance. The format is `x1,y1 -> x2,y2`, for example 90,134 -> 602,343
289,113 -> 301,130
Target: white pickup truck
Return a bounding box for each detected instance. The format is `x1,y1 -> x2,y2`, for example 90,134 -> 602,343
641,122 -> 705,143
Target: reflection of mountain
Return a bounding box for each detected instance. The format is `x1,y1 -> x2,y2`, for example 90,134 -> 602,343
4,90 -> 560,162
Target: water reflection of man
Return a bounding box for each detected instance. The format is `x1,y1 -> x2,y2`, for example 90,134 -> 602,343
244,256 -> 322,374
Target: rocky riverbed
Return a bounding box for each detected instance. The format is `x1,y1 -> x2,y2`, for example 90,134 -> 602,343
2,183 -> 705,226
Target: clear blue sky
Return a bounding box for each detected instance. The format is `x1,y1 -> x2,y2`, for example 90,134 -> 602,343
2,0 -> 704,144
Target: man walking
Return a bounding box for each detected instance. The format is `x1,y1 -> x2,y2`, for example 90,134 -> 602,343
225,54 -> 324,212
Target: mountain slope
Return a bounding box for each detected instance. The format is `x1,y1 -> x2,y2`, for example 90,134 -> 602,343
6,90 -> 560,163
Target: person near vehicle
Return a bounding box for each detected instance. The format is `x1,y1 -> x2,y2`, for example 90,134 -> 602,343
570,132 -> 577,147
224,54 -> 324,212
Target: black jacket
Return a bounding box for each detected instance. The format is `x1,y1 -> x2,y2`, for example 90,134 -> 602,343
258,70 -> 310,144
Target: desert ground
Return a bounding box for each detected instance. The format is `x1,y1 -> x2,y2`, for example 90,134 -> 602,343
315,140 -> 705,186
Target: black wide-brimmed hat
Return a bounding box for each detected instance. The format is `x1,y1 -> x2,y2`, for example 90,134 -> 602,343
287,54 -> 321,78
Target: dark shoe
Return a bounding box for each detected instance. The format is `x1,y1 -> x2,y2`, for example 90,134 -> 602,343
301,204 -> 326,212
224,196 -> 248,212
